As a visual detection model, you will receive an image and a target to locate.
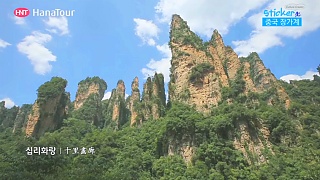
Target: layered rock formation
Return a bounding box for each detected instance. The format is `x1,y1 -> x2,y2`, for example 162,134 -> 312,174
74,77 -> 107,110
168,14 -> 291,164
0,102 -> 34,133
0,102 -> 19,128
12,104 -> 33,133
73,77 -> 107,126
127,77 -> 141,126
233,120 -> 274,165
140,73 -> 166,121
25,77 -> 69,138
5,14 -> 293,166
168,15 -> 290,114
104,74 -> 166,128
104,80 -> 127,129
168,134 -> 195,164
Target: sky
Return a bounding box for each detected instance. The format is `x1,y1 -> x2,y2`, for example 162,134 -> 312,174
0,0 -> 319,108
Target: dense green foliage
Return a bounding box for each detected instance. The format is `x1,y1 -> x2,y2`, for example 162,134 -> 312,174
37,77 -> 67,98
73,93 -> 103,126
73,77 -> 108,127
189,63 -> 214,83
37,77 -> 67,105
78,77 -> 107,90
0,70 -> 319,179
221,65 -> 246,100
169,16 -> 204,51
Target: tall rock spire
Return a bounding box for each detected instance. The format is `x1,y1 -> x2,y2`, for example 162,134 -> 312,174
128,77 -> 141,126
104,80 -> 127,129
25,77 -> 69,138
141,73 -> 166,121
167,14 -> 291,164
73,77 -> 107,126
168,14 -> 290,113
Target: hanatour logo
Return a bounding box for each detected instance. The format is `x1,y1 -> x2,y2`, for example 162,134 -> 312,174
14,8 -> 75,18
262,5 -> 303,27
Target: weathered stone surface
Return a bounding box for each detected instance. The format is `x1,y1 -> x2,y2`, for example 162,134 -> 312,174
169,14 -> 290,114
104,80 -> 127,129
74,77 -> 107,110
233,120 -> 274,165
141,73 -> 166,121
167,134 -> 194,164
72,77 -> 107,126
12,104 -> 32,133
26,93 -> 69,138
0,102 -> 19,128
168,14 -> 291,164
25,77 -> 69,138
128,77 -> 141,126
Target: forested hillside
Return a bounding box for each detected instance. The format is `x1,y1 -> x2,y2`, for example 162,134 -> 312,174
1,73 -> 319,179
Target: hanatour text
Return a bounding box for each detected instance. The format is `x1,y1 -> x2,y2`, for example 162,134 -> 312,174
33,9 -> 75,17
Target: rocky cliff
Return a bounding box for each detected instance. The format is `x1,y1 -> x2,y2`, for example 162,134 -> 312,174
168,14 -> 291,164
72,77 -> 107,126
140,73 -> 166,121
4,14 -> 294,166
74,77 -> 107,110
12,104 -> 33,133
168,15 -> 290,114
0,102 -> 33,133
0,102 -> 19,128
127,77 -> 141,126
25,77 -> 69,138
104,80 -> 127,129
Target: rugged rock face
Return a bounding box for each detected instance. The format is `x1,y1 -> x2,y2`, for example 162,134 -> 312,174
233,120 -> 274,165
169,15 -> 225,113
168,14 -> 290,113
168,134 -> 195,164
12,104 -> 32,133
25,77 -> 69,138
74,77 -> 107,110
128,77 -> 141,126
240,52 -> 291,108
0,101 -> 5,124
168,14 -> 291,164
141,73 -> 166,121
104,80 -> 127,129
0,102 -> 19,128
73,77 -> 107,126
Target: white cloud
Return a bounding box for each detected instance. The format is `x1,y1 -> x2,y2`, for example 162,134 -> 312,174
13,16 -> 26,25
165,92 -> 169,102
0,98 -> 15,108
156,43 -> 171,57
148,39 -> 156,46
102,92 -> 129,100
133,18 -> 160,46
155,0 -> 269,36
17,31 -> 56,75
280,70 -> 319,83
140,0 -> 271,83
233,0 -> 320,56
0,39 -> 11,48
141,43 -> 172,83
44,16 -> 69,35
102,92 -> 112,100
